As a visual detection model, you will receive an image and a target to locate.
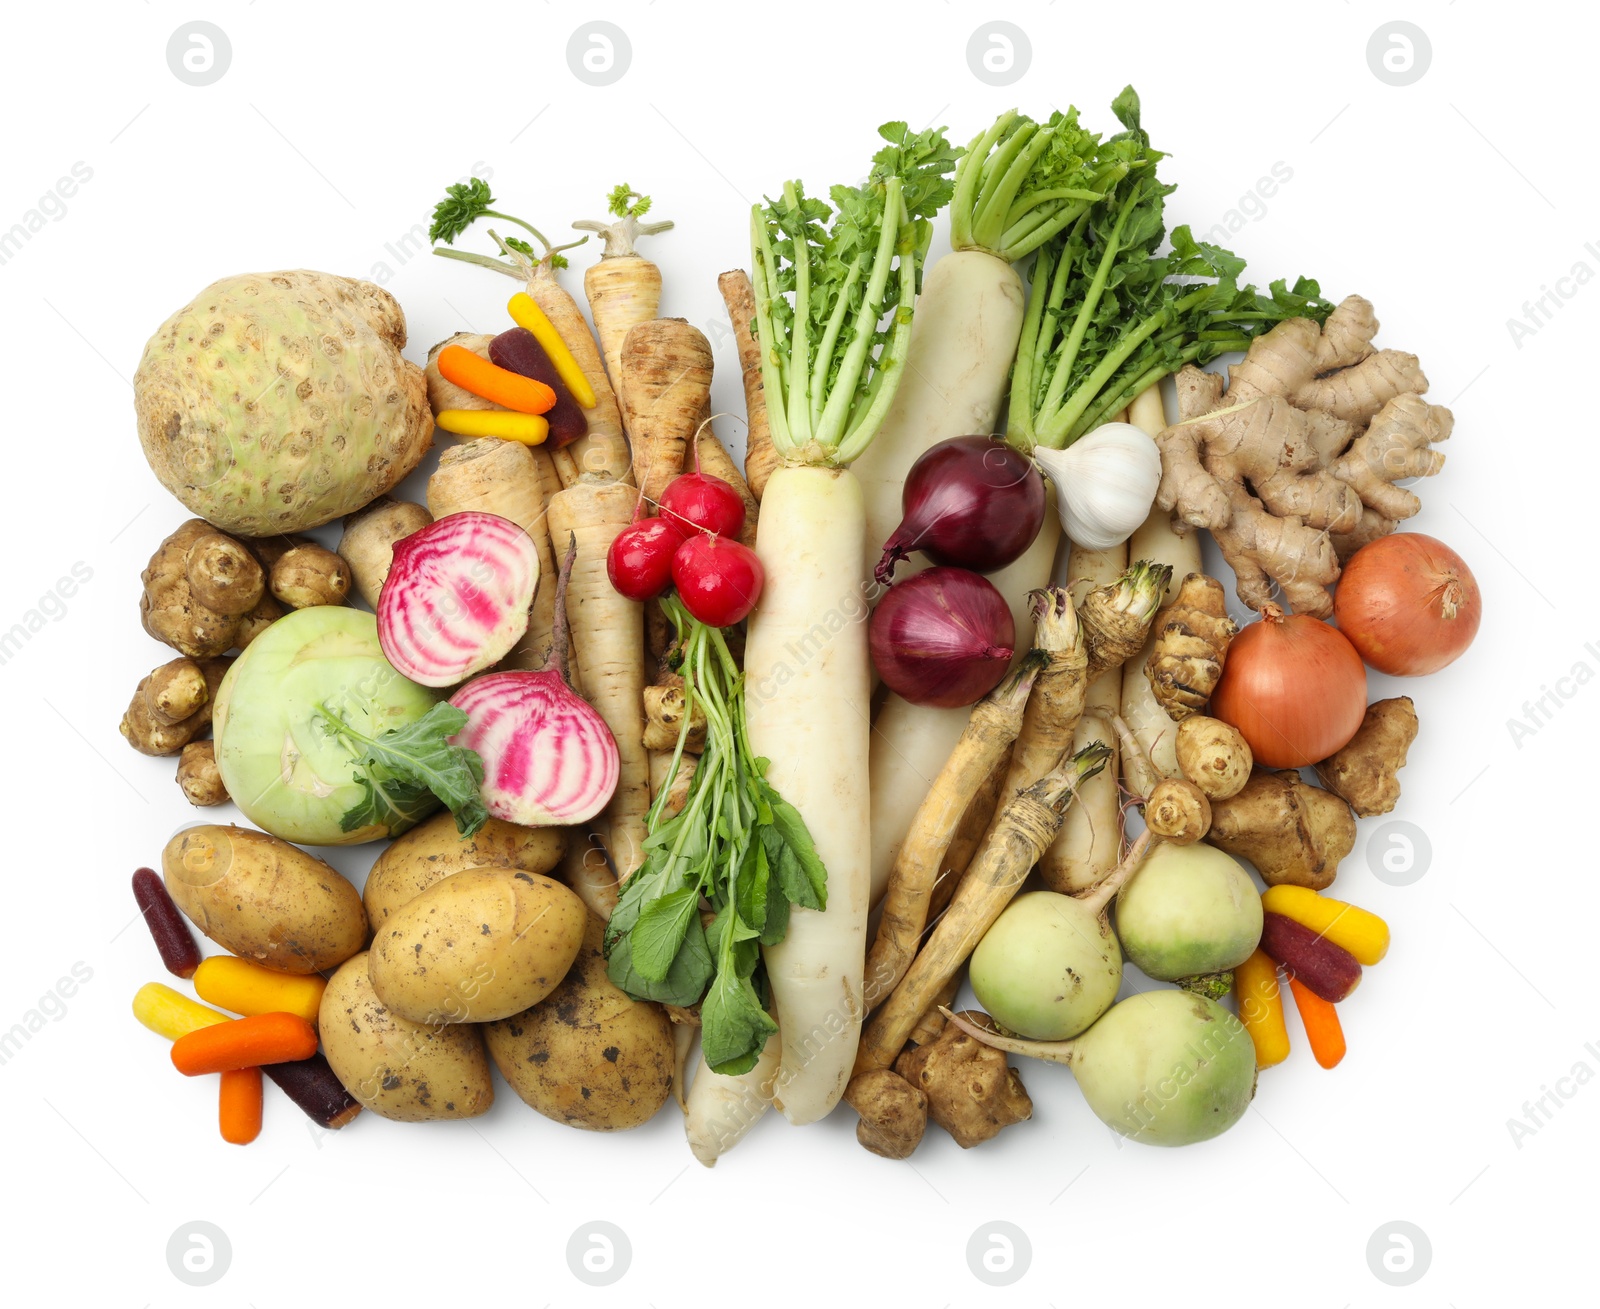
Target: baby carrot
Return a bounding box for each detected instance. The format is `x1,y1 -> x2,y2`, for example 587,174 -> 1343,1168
131,868 -> 202,979
434,409 -> 550,445
1234,949 -> 1290,1068
219,1067 -> 263,1145
132,983 -> 230,1042
437,344 -> 556,414
170,1012 -> 318,1076
1288,976 -> 1347,1069
1261,885 -> 1390,965
508,292 -> 598,408
194,957 -> 325,1027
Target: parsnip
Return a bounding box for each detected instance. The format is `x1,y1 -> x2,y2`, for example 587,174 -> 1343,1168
1119,383 -> 1202,778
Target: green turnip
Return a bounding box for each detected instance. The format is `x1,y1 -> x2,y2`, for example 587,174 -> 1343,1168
948,989 -> 1257,1147
971,890 -> 1121,1042
1115,841 -> 1262,984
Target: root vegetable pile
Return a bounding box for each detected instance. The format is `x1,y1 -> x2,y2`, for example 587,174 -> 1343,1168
115,90 -> 1478,1164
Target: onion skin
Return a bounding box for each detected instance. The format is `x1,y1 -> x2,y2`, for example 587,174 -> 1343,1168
450,671 -> 620,826
869,567 -> 1015,708
876,436 -> 1046,584
1334,533 -> 1481,677
1210,606 -> 1367,769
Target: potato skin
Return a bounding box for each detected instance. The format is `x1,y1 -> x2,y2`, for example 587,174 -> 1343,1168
368,869 -> 585,1024
363,814 -> 569,926
162,825 -> 365,973
319,952 -> 493,1122
485,916 -> 673,1131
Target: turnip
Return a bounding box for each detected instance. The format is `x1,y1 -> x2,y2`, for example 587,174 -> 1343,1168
1114,841 -> 1262,985
970,887 -> 1122,1042
948,989 -> 1257,1147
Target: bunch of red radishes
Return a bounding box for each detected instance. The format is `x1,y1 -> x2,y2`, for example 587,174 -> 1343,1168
607,472 -> 763,626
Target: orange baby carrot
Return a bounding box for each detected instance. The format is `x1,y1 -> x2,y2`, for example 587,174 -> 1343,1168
170,1012 -> 318,1076
219,1067 -> 263,1145
1288,976 -> 1347,1069
438,344 -> 556,414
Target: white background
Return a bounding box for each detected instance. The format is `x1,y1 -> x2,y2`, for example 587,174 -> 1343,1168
0,2 -> 1590,1304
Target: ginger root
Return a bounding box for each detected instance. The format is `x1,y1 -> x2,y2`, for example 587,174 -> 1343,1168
1316,696 -> 1418,817
1157,297 -> 1452,618
140,520 -> 265,657
120,656 -> 232,756
1175,716 -> 1253,801
1145,573 -> 1238,720
845,1068 -> 928,1160
177,740 -> 228,806
895,1011 -> 1033,1149
1207,769 -> 1356,890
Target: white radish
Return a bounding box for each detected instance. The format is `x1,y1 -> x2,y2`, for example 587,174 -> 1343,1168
685,1028 -> 781,1167
1119,384 -> 1201,778
745,466 -> 872,1125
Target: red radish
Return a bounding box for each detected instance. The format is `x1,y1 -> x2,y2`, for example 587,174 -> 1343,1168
1210,605 -> 1367,768
378,512 -> 540,688
607,516 -> 689,602
1334,532 -> 1481,676
449,539 -> 620,826
672,534 -> 764,627
659,472 -> 747,540
869,567 -> 1015,707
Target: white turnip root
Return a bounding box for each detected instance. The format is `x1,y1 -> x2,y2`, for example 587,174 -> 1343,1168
947,988 -> 1257,1147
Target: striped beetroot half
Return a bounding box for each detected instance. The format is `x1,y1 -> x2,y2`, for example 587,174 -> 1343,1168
449,671 -> 619,826
378,512 -> 539,688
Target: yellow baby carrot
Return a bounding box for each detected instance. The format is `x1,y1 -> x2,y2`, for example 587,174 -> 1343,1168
1261,885 -> 1389,965
434,409 -> 550,445
508,292 -> 597,408
132,983 -> 230,1042
194,956 -> 326,1027
1234,950 -> 1290,1068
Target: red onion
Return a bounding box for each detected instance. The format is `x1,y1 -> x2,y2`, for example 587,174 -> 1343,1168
379,512 -> 540,687
876,436 -> 1046,584
870,567 -> 1015,708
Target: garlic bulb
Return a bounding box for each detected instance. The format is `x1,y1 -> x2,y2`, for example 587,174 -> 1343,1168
1032,422 -> 1163,550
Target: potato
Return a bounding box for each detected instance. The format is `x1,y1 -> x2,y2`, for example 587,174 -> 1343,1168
368,869 -> 585,1024
485,916 -> 674,1131
363,813 -> 569,926
163,825 -> 365,974
319,952 -> 493,1122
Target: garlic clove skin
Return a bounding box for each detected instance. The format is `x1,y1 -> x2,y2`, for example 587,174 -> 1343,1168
1032,422 -> 1163,551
